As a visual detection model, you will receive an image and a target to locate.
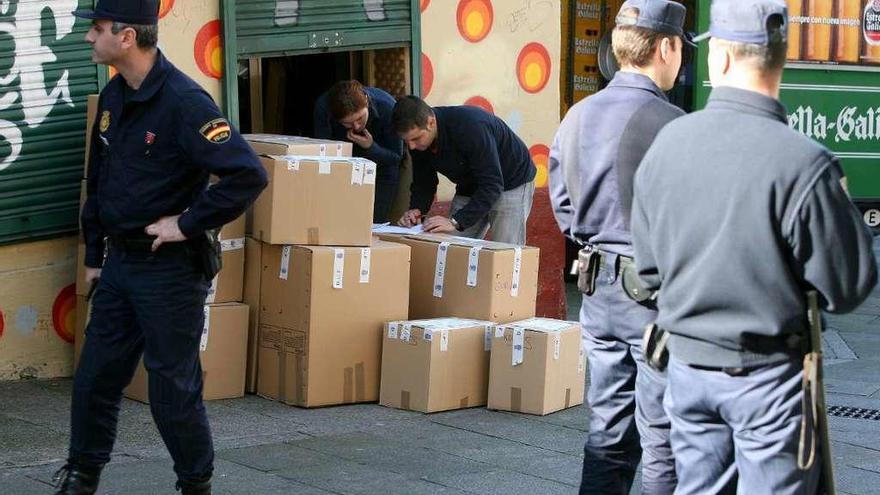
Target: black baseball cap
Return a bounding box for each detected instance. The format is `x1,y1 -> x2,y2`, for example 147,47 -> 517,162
73,0 -> 160,26
692,0 -> 788,45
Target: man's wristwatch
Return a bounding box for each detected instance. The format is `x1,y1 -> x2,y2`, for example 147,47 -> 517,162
449,217 -> 462,231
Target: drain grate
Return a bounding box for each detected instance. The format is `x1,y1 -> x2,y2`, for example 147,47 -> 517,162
827,405 -> 880,421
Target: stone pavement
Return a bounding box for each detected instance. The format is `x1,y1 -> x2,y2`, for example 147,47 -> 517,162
1,237 -> 877,495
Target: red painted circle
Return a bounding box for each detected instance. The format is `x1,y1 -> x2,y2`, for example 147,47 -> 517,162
422,53 -> 434,97
194,20 -> 223,79
159,0 -> 175,18
420,0 -> 431,12
0,310 -> 4,340
464,96 -> 494,114
52,284 -> 76,344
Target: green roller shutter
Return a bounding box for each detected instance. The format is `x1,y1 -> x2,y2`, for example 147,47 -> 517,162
0,1 -> 100,244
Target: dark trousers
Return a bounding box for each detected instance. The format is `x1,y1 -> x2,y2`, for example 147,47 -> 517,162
579,253 -> 676,495
373,159 -> 400,223
69,243 -> 213,481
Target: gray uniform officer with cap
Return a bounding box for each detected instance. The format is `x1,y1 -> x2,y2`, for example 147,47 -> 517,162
631,1 -> 877,493
548,1 -> 690,493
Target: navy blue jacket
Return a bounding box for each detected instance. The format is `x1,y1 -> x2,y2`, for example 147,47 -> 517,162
409,106 -> 536,229
548,72 -> 684,257
81,51 -> 267,268
313,86 -> 403,177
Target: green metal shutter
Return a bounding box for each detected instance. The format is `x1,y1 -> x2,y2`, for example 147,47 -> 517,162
0,1 -> 99,244
234,0 -> 414,57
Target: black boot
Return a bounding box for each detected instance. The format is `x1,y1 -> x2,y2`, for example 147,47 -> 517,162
176,477 -> 211,495
52,463 -> 101,495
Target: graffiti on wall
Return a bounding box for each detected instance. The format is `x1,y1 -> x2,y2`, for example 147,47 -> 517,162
275,0 -> 387,26
0,0 -> 78,171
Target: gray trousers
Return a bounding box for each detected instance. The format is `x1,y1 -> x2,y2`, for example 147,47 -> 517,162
450,181 -> 535,245
665,356 -> 820,495
579,253 -> 675,495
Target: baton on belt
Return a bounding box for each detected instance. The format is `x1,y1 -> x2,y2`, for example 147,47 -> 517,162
797,290 -> 836,495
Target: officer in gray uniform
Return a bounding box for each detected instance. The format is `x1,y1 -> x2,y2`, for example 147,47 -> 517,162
631,1 -> 878,493
548,1 -> 690,493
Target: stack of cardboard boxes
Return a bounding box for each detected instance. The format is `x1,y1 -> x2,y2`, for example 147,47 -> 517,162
243,134 -> 410,407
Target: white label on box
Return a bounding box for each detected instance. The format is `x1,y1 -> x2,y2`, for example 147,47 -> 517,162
578,347 -> 586,374
467,246 -> 482,287
388,322 -> 399,339
336,143 -> 344,157
495,326 -> 505,338
286,158 -> 299,171
220,237 -> 245,252
205,275 -> 218,303
554,335 -> 561,360
351,161 -> 364,185
433,242 -> 450,298
319,143 -> 327,156
423,329 -> 433,342
279,245 -> 292,280
199,306 -> 210,351
439,329 -> 449,352
401,324 -> 412,342
363,162 -> 377,184
512,328 -> 525,366
484,326 -> 492,351
359,248 -> 371,283
319,160 -> 332,174
333,249 -> 345,289
511,247 -> 523,297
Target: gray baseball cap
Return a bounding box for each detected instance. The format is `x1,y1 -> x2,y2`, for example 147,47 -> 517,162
692,0 -> 788,45
615,0 -> 691,42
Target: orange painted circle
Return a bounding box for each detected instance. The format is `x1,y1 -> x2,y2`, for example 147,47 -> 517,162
420,0 -> 431,12
0,309 -> 4,340
422,53 -> 434,97
457,0 -> 493,43
52,284 -> 76,344
159,0 -> 175,18
516,42 -> 551,94
464,96 -> 494,114
194,20 -> 223,79
529,144 -> 550,188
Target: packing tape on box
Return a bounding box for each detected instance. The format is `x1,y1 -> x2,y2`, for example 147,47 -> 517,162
510,387 -> 522,412
351,161 -> 364,185
308,227 -> 320,245
388,322 -> 399,339
433,242 -> 450,298
484,325 -> 492,351
220,237 -> 245,251
359,248 -> 371,283
279,245 -> 292,280
363,162 -> 376,184
578,347 -> 586,374
199,305 -> 210,351
333,249 -> 345,289
467,246 -> 482,287
401,390 -> 411,410
512,327 -> 525,366
565,388 -> 572,409
554,334 -> 561,360
511,247 -> 522,297
206,276 -> 218,303
401,323 -> 412,342
319,159 -> 332,174
343,362 -> 366,403
440,329 -> 449,352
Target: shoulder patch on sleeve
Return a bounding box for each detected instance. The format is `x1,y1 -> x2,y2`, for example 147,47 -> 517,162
199,118 -> 231,144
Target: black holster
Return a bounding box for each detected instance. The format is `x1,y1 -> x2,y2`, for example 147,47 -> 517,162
643,323 -> 670,372
576,246 -> 601,296
196,229 -> 222,281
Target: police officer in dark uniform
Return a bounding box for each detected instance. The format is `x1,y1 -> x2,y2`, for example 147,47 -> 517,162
548,1 -> 690,493
631,1 -> 877,493
56,1 -> 267,494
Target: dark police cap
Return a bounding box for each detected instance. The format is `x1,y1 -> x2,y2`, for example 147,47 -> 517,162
73,0 -> 160,26
692,0 -> 788,45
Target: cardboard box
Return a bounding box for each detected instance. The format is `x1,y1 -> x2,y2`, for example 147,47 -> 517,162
207,216 -> 246,304
252,155 -> 376,246
257,239 -> 410,407
243,134 -> 352,157
125,303 -> 249,402
487,318 -> 586,416
0,236 -> 77,380
376,233 -> 539,323
379,318 -> 494,413
242,237 -> 263,393
83,94 -> 98,177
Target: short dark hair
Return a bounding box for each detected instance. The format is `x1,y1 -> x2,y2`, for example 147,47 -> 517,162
392,95 -> 434,134
715,14 -> 787,72
112,22 -> 158,49
327,80 -> 369,120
